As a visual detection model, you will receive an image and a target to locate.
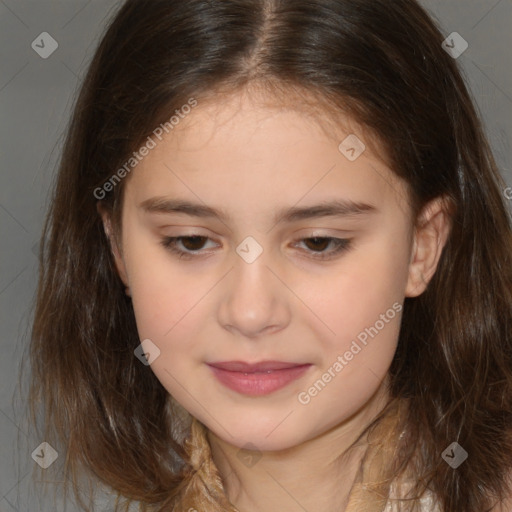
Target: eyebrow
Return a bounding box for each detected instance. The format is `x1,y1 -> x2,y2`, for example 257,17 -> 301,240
139,197 -> 377,224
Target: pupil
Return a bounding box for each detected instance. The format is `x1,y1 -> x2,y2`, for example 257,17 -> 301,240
183,236 -> 206,250
306,237 -> 328,251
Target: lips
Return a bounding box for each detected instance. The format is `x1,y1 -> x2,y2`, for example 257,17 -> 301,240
207,360 -> 306,373
207,360 -> 312,396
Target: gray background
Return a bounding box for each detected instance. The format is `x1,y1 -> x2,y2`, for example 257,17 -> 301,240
1,1 -> 511,510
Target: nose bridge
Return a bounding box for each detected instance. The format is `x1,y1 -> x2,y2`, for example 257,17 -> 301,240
217,235 -> 290,338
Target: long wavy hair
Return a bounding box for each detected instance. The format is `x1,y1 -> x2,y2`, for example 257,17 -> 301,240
29,0 -> 512,511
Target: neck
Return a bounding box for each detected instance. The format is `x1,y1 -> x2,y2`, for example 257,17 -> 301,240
207,381 -> 390,512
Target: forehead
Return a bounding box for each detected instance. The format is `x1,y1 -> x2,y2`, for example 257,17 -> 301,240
166,85 -> 381,151
122,88 -> 410,220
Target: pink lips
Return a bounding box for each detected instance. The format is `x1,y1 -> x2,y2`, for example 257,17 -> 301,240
207,360 -> 312,396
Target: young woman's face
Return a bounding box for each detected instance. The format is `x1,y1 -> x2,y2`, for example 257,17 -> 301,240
108,90 -> 425,451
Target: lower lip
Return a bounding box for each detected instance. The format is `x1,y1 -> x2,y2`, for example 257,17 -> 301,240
208,364 -> 312,396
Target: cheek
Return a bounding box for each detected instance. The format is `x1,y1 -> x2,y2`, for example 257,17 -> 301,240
129,261 -> 214,348
122,223 -> 213,338
316,235 -> 409,346
297,236 -> 408,406
126,246 -> 214,399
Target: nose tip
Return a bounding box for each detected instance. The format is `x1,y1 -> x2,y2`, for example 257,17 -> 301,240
218,256 -> 291,339
223,321 -> 282,339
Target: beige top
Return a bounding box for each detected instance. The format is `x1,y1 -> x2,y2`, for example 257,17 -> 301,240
384,482 -> 441,511
340,400 -> 442,512
345,480 -> 441,512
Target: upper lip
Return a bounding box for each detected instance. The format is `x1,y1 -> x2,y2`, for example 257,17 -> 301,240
207,360 -> 310,373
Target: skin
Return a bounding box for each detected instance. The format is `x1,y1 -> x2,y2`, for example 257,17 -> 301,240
99,87 -> 451,512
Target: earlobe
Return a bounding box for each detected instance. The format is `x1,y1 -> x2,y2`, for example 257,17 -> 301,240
96,202 -> 130,288
405,197 -> 452,298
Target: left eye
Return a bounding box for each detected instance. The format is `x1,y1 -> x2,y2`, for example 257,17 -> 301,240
160,235 -> 351,260
294,237 -> 351,259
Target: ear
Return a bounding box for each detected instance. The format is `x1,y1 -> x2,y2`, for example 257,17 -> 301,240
96,202 -> 130,288
405,196 -> 452,297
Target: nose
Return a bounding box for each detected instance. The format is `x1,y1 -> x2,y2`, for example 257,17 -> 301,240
217,248 -> 291,339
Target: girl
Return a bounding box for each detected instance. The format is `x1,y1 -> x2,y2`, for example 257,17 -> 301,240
29,0 -> 512,511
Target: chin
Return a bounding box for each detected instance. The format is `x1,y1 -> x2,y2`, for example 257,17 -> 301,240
210,416 -> 313,452
231,432 -> 302,453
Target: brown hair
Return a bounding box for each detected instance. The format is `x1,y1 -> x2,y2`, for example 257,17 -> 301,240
29,0 -> 512,510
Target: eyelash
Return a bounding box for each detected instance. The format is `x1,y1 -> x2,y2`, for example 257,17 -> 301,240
160,235 -> 352,261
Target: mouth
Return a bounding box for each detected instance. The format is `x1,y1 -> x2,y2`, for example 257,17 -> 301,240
206,360 -> 312,396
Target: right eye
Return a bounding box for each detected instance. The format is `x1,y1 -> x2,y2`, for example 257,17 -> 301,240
160,235 -> 219,259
